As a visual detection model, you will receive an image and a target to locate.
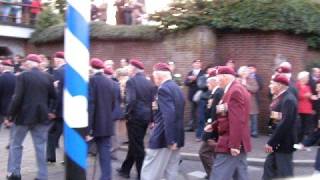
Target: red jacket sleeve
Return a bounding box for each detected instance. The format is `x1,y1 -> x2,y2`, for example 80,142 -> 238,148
228,89 -> 246,149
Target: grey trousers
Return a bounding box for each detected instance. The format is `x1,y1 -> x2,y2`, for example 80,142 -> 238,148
7,123 -> 50,180
262,152 -> 293,180
141,148 -> 180,180
210,152 -> 249,180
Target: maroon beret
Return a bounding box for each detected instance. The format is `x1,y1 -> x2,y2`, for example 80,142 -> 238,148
104,67 -> 114,75
26,54 -> 41,63
153,63 -> 171,72
276,66 -> 291,73
90,58 -> 104,69
217,66 -> 235,75
54,51 -> 64,59
130,59 -> 144,70
208,67 -> 218,77
272,74 -> 289,86
1,60 -> 13,66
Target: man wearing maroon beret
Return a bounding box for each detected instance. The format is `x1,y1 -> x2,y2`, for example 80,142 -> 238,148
117,59 -> 155,179
87,58 -> 116,180
262,74 -> 298,180
46,51 -> 66,164
207,66 -> 251,180
6,54 -> 56,180
141,63 -> 185,180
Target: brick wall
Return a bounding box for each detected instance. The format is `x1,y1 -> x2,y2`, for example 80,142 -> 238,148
26,26 -> 217,127
26,27 -> 320,133
215,30 -> 311,133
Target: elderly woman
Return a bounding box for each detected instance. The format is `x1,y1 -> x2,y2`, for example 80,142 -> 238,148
238,66 -> 260,137
296,71 -> 314,142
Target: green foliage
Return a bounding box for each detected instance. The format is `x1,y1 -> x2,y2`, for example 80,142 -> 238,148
30,22 -> 162,44
305,59 -> 320,72
35,7 -> 63,31
54,0 -> 66,15
150,0 -> 320,48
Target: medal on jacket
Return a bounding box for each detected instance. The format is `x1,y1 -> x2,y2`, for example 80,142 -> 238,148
270,111 -> 282,123
207,99 -> 213,109
152,96 -> 159,111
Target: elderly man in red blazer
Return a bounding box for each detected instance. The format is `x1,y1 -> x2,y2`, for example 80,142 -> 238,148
206,66 -> 252,180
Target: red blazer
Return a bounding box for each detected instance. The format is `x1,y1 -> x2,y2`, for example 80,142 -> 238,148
213,81 -> 252,153
296,82 -> 313,114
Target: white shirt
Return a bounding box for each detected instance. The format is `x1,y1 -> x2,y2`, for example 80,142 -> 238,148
211,86 -> 219,95
224,79 -> 235,94
192,69 -> 201,76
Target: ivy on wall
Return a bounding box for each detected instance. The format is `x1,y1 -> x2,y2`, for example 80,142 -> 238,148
150,0 -> 320,49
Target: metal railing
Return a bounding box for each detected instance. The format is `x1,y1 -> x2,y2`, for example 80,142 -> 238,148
0,1 -> 41,27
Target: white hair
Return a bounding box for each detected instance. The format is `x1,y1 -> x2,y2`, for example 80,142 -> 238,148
280,61 -> 292,69
207,76 -> 218,83
237,66 -> 249,76
297,71 -> 310,81
26,60 -> 39,69
153,70 -> 172,79
91,68 -> 104,74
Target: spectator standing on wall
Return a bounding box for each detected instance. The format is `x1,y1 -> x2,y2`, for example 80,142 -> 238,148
11,0 -> 22,23
30,0 -> 41,25
21,0 -> 31,24
0,0 -> 13,22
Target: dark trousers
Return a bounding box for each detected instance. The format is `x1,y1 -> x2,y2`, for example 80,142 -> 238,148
120,121 -> 148,177
299,113 -> 314,142
47,119 -> 63,161
96,136 -> 112,180
262,152 -> 293,180
187,101 -> 198,130
316,149 -> 320,171
199,142 -> 215,177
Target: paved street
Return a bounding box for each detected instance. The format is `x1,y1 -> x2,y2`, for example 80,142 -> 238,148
0,126 -> 318,180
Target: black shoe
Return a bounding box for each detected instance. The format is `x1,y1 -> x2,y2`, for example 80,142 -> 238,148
184,127 -> 194,132
7,174 -> 21,180
6,145 -> 9,150
116,168 -> 130,178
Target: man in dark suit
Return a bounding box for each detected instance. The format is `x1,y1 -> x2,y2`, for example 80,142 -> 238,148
184,59 -> 205,131
5,54 -> 56,180
209,66 -> 251,180
141,63 -> 185,180
199,68 -> 223,179
262,74 -> 298,180
0,60 -> 16,130
117,59 -> 155,179
87,58 -> 115,180
104,67 -> 123,160
47,51 -> 65,163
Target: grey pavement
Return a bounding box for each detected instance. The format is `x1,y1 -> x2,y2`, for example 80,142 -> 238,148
0,125 -> 319,180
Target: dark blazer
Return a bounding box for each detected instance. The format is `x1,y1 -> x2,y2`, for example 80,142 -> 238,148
184,70 -> 205,101
213,81 -> 252,153
125,72 -> 155,124
111,79 -> 123,120
149,80 -> 185,149
0,72 -> 16,116
52,64 -> 65,118
202,87 -> 224,141
268,90 -> 298,153
9,68 -> 56,125
207,88 -> 224,122
88,72 -> 115,137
